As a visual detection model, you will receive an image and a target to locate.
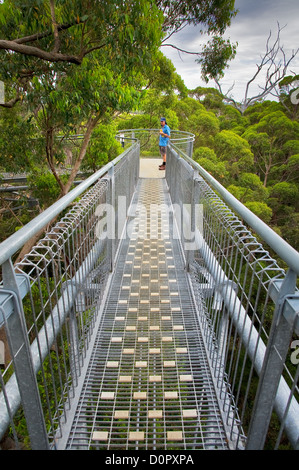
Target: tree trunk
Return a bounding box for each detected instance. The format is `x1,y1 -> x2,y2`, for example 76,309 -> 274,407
14,114 -> 101,265
263,160 -> 272,187
45,126 -> 66,193
60,114 -> 100,196
0,39 -> 81,64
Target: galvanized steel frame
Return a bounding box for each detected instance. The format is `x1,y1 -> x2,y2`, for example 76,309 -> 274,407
166,143 -> 299,449
60,177 -> 233,450
0,128 -> 298,450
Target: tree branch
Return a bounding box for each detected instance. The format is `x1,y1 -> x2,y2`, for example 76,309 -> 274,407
161,22 -> 189,43
161,43 -> 201,56
61,113 -> 102,196
0,39 -> 82,64
13,21 -> 79,45
0,94 -> 22,108
214,78 -> 241,110
0,195 -> 24,226
80,42 -> 108,58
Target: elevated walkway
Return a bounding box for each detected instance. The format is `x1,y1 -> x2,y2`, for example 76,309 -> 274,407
0,131 -> 298,451
61,176 -> 229,450
139,158 -> 163,178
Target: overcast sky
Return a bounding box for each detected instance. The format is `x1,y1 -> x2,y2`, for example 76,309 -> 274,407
161,0 -> 299,102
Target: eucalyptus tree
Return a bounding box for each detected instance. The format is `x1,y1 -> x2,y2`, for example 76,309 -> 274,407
26,53 -> 149,196
0,0 -> 238,108
0,0 -> 163,108
12,54 -> 158,262
242,110 -> 299,187
0,0 -> 237,62
0,0 -> 163,186
0,0 -> 162,65
213,129 -> 254,180
160,0 -> 237,54
0,0 -> 164,261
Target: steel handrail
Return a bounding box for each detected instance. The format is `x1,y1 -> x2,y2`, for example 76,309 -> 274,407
116,128 -> 195,145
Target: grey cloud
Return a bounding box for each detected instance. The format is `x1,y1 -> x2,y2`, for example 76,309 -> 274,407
162,0 -> 299,101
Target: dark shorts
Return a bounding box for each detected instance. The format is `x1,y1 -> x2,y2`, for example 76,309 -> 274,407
159,146 -> 167,156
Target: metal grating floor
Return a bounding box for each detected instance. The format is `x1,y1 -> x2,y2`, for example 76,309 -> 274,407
64,178 -> 229,450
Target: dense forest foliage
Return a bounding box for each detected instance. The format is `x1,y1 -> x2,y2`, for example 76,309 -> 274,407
1,63 -> 298,254
118,70 -> 299,253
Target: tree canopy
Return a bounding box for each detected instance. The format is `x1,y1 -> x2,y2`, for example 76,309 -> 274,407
0,0 -> 237,67
0,0 -> 299,257
0,0 -> 163,64
160,0 -> 237,35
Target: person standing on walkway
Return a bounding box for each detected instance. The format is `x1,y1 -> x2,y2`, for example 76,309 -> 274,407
159,117 -> 170,170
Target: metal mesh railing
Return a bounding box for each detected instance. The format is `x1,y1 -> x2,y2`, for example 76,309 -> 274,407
0,142 -> 139,449
116,129 -> 195,158
166,144 -> 299,450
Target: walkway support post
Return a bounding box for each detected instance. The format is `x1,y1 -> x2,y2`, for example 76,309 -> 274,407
246,268 -> 298,450
186,175 -> 200,272
107,164 -> 116,271
1,260 -> 49,450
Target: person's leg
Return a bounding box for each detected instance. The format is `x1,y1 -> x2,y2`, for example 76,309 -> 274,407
159,153 -> 166,169
159,146 -> 166,169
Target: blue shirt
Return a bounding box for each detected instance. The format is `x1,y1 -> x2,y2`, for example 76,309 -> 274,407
159,124 -> 170,147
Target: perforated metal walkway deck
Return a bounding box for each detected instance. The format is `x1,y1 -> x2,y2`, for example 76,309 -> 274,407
63,177 -> 230,450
